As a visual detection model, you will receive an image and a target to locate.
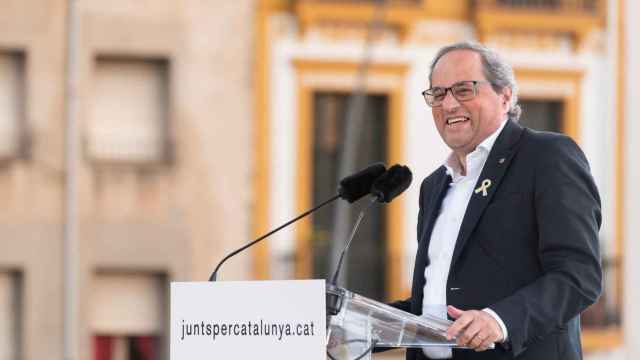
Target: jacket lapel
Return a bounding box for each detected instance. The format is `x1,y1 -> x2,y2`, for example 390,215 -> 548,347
449,120 -> 525,270
412,167 -> 451,313
419,168 -> 452,247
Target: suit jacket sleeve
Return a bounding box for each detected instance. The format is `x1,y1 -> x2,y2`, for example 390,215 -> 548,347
490,135 -> 602,357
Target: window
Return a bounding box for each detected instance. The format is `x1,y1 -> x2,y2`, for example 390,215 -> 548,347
91,273 -> 167,360
94,335 -> 159,360
518,99 -> 563,133
88,58 -> 170,164
0,51 -> 26,159
311,92 -> 388,300
282,60 -> 407,300
0,271 -> 22,359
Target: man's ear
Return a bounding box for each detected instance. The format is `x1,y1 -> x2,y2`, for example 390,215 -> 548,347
501,86 -> 513,113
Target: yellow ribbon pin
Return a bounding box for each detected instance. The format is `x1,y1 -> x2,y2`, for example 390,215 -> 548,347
475,179 -> 492,197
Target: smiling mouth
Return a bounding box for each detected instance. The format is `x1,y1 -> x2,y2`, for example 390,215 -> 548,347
446,116 -> 470,125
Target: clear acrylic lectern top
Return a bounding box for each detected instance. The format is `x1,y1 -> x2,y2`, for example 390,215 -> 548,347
326,285 -> 493,360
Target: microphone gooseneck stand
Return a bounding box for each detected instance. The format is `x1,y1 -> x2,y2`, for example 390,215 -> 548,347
330,197 -> 378,286
326,197 -> 379,360
326,164 -> 413,359
209,194 -> 340,282
209,162 -> 386,282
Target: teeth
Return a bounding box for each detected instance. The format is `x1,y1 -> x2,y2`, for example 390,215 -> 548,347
447,117 -> 467,125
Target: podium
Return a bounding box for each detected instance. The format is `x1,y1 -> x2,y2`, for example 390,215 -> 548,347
327,284 -> 492,360
171,280 -> 327,360
170,280 -> 491,359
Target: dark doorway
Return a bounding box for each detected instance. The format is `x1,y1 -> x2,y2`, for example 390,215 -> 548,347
311,92 -> 388,300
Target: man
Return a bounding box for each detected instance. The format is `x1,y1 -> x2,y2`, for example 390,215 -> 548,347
389,42 -> 602,360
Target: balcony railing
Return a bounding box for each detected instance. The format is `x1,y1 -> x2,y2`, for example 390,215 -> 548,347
474,0 -> 604,50
294,0 -> 424,41
478,0 -> 600,13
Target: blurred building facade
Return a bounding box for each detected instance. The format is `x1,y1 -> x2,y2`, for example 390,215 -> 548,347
0,0 -> 638,359
0,1 -> 255,359
255,0 -> 636,359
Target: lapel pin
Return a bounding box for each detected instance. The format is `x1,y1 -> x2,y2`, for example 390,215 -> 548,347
475,179 -> 492,197
498,158 -> 505,164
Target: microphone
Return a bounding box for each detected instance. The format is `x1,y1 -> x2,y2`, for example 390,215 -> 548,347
209,163 -> 387,281
329,164 -> 412,286
370,164 -> 413,203
338,162 -> 386,203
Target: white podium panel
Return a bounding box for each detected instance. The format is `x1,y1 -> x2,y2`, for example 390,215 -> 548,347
170,280 -> 326,360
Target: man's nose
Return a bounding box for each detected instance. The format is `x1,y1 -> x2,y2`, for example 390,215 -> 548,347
441,89 -> 460,111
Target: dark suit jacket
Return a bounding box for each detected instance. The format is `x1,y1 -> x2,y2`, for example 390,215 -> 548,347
390,120 -> 602,360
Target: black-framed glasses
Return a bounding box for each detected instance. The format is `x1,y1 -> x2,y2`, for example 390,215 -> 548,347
421,80 -> 490,107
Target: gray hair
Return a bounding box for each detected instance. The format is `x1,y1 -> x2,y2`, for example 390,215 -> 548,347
428,41 -> 522,122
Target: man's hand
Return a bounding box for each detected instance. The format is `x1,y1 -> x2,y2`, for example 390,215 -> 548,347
446,305 -> 503,352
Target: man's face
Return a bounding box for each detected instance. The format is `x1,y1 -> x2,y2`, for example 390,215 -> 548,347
430,50 -> 511,156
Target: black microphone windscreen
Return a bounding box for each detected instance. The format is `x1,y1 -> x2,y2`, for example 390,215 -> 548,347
338,163 -> 387,203
371,164 -> 412,203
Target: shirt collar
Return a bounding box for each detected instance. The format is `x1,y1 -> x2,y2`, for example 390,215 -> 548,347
443,118 -> 508,178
